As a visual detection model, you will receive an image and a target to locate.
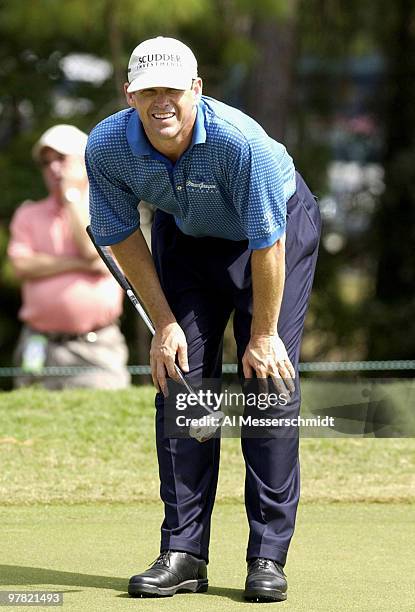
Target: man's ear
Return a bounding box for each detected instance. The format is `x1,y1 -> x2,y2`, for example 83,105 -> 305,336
124,83 -> 136,107
192,77 -> 203,102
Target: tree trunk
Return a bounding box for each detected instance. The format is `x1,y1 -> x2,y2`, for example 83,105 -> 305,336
106,2 -> 126,109
244,8 -> 298,141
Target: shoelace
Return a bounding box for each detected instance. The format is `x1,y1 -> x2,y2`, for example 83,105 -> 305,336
149,551 -> 171,568
256,558 -> 275,570
251,558 -> 285,575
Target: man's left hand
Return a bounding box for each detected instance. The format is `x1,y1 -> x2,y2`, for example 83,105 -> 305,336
242,334 -> 295,398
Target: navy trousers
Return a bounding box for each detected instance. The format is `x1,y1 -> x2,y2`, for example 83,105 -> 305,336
151,172 -> 321,565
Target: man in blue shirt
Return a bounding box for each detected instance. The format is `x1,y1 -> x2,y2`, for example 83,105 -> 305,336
87,36 -> 321,603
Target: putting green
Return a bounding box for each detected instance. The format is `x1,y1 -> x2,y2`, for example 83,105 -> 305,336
0,502 -> 414,611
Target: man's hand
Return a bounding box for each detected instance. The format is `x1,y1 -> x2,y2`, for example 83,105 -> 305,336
61,155 -> 88,202
80,257 -> 108,275
57,153 -> 99,261
150,322 -> 189,396
242,333 -> 295,398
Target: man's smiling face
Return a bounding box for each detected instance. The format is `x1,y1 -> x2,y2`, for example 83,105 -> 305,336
125,79 -> 202,155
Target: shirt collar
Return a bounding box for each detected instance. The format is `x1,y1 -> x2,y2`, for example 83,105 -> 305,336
190,101 -> 207,147
126,109 -> 152,156
126,101 -> 206,158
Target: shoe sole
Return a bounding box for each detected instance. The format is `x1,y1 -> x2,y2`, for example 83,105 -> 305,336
244,587 -> 287,602
128,578 -> 208,598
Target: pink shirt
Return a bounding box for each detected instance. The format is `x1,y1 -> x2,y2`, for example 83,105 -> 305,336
8,196 -> 124,334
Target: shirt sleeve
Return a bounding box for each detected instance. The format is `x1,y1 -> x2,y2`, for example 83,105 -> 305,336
230,137 -> 287,250
7,205 -> 36,259
86,140 -> 141,246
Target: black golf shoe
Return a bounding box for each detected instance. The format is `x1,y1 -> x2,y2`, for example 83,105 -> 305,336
128,550 -> 208,598
244,557 -> 287,602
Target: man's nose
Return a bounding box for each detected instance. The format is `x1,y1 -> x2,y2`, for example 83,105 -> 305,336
49,159 -> 64,173
154,91 -> 170,106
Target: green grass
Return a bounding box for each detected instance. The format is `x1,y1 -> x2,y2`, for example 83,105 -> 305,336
0,385 -> 414,610
0,386 -> 414,505
0,502 -> 414,611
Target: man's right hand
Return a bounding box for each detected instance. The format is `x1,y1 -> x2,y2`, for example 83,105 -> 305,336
150,322 -> 189,396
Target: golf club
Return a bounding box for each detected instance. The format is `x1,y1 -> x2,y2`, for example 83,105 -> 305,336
86,225 -> 224,442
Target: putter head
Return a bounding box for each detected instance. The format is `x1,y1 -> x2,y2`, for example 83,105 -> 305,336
189,410 -> 225,443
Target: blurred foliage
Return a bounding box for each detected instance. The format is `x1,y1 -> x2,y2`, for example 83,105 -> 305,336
367,0 -> 415,360
0,0 -> 414,384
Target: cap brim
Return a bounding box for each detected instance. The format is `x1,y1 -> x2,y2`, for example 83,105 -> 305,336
32,142 -> 84,161
32,139 -> 70,161
127,72 -> 194,93
31,125 -> 88,161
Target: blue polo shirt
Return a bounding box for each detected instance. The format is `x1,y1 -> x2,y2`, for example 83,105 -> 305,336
86,96 -> 296,249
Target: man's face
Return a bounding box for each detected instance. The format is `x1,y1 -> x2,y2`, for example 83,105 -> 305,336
124,79 -> 202,148
39,147 -> 85,196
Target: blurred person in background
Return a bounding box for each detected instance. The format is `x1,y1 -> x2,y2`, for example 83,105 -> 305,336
7,124 -> 130,389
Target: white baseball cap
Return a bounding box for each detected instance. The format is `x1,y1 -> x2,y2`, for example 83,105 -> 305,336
32,124 -> 88,161
127,36 -> 198,93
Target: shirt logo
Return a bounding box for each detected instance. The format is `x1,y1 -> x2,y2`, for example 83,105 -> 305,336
186,177 -> 217,191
